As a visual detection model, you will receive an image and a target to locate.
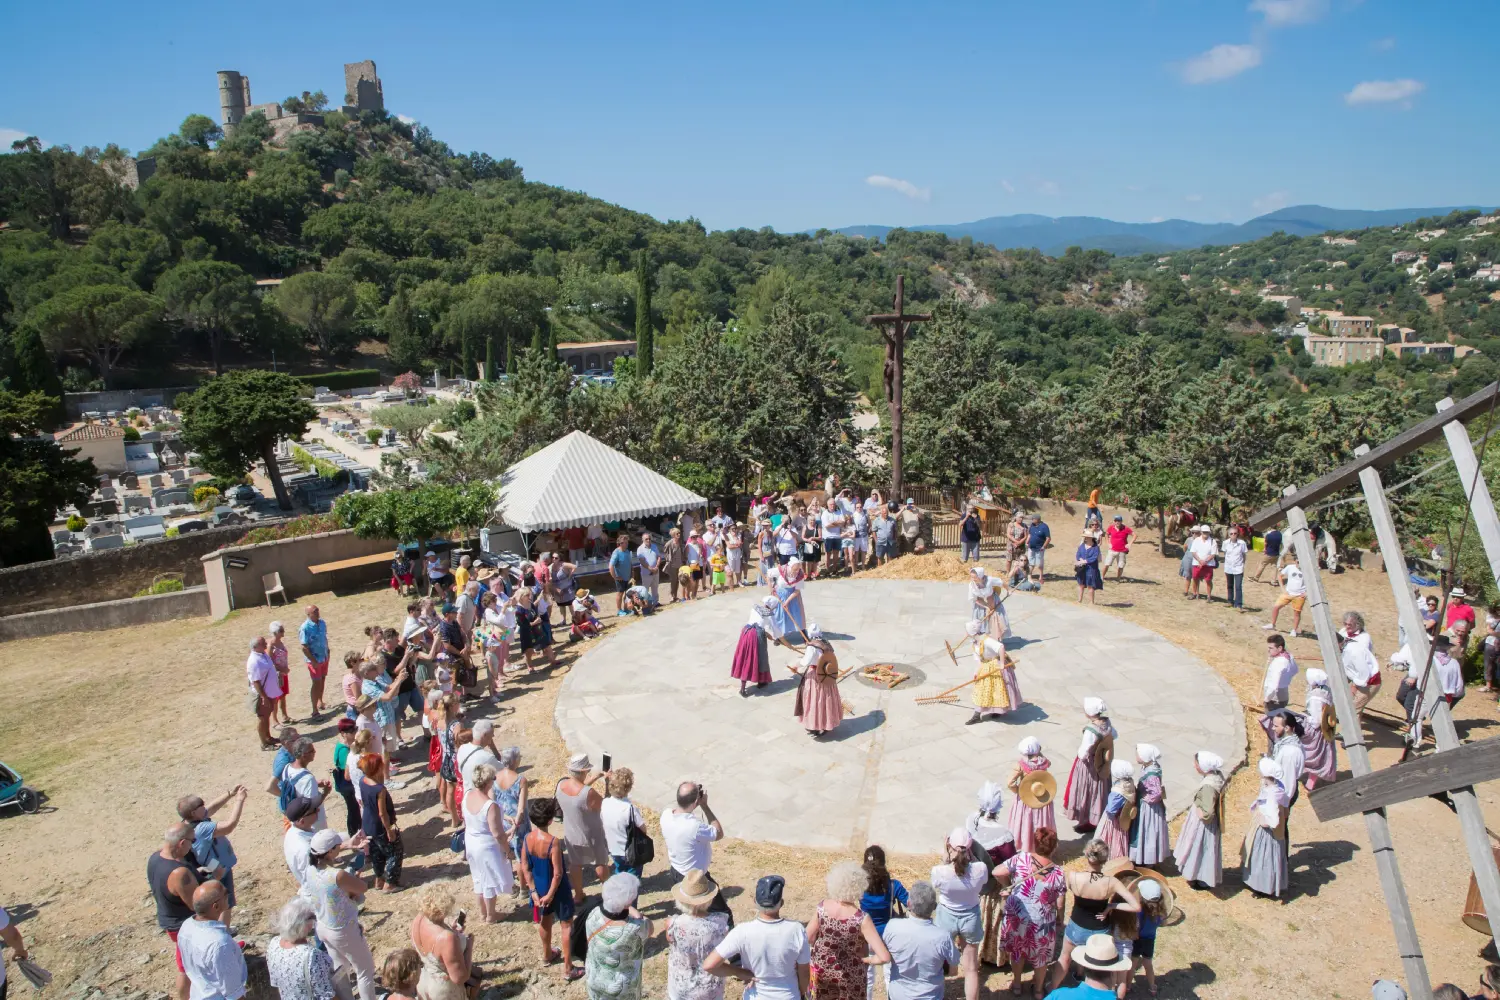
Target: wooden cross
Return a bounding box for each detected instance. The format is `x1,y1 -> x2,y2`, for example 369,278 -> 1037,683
868,275 -> 931,503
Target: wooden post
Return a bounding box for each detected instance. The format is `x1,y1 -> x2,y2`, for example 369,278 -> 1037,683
1357,445 -> 1500,954
868,276 -> 932,505
1437,396 -> 1500,586
1285,489 -> 1433,998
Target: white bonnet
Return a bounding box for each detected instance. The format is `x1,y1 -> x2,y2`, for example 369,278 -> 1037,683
1111,759 -> 1135,780
965,620 -> 985,637
1195,750 -> 1223,772
1136,743 -> 1161,764
1258,757 -> 1282,781
1018,736 -> 1042,756
1083,697 -> 1108,717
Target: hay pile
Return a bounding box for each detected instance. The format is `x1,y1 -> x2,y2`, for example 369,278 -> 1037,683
862,551 -> 974,582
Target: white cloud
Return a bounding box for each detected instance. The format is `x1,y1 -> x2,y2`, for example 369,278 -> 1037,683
1370,36 -> 1396,52
1038,180 -> 1061,196
1345,78 -> 1424,107
1249,0 -> 1328,27
865,174 -> 931,202
1185,193 -> 1203,202
1180,43 -> 1262,84
1001,179 -> 1015,194
1150,216 -> 1166,223
1252,190 -> 1291,213
0,128 -> 44,150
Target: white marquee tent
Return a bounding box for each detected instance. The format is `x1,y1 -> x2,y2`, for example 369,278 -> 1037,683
491,430 -> 707,534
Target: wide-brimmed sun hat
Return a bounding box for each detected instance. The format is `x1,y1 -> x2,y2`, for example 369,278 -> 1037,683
1074,933 -> 1132,972
674,869 -> 719,908
1017,769 -> 1057,809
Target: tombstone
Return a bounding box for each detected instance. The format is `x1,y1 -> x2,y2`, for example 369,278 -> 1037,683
170,470 -> 187,484
123,514 -> 166,530
99,486 -> 117,500
121,474 -> 138,489
123,495 -> 153,512
86,534 -> 125,551
148,475 -> 164,489
185,467 -> 201,478
52,528 -> 72,542
53,542 -> 81,556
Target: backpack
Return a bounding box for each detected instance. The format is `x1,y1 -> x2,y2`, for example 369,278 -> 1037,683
278,767 -> 303,814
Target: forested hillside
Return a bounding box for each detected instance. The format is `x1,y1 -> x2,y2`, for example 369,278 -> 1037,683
1,103 -> 1497,591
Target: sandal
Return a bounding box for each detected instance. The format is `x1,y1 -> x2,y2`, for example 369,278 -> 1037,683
563,968 -> 584,983
545,949 -> 562,965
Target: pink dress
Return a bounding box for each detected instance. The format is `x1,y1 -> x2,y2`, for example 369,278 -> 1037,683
809,903 -> 866,1000
1006,756 -> 1056,854
1000,853 -> 1066,969
1099,780 -> 1133,860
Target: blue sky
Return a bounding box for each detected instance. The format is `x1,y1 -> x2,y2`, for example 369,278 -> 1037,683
2,1 -> 1495,232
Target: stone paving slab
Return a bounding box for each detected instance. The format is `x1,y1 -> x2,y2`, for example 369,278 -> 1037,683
556,579 -> 1245,856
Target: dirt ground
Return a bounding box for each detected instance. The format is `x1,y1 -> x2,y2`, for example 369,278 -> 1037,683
0,501 -> 1495,1000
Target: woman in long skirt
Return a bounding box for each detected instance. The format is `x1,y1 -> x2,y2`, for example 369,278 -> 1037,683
1063,697 -> 1116,832
966,781 -> 1017,968
794,624 -> 842,737
1242,757 -> 1290,898
965,621 -> 1012,725
731,596 -> 785,696
1129,744 -> 1170,866
1075,533 -> 1104,604
1006,737 -> 1055,854
1099,760 -> 1135,860
1295,668 -> 1338,790
771,559 -> 808,643
1173,750 -> 1225,890
968,566 -> 1011,640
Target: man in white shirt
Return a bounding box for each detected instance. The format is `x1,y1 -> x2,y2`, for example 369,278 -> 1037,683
1188,525 -> 1218,601
1265,554 -> 1307,636
1220,525 -> 1249,611
635,532 -> 662,603
1432,634 -> 1466,707
246,637 -> 282,750
1262,634 -> 1298,712
284,798 -> 365,892
882,882 -> 959,1000
176,882 -> 246,1000
703,875 -> 809,1000
661,781 -> 731,918
281,739 -> 329,831
457,719 -> 500,792
1267,711 -> 1306,804
819,505 -> 846,576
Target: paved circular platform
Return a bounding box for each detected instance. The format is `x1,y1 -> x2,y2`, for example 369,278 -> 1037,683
556,579 -> 1245,856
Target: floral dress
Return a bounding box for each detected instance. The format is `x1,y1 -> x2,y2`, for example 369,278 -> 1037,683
666,912 -> 729,1000
265,938 -> 336,1000
1000,852 -> 1066,969
810,903 -> 866,1000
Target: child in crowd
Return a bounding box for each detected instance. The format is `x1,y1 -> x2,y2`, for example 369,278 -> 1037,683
570,589 -> 602,639
341,651 -> 364,719
710,542 -> 729,595
623,584 -> 657,616
1124,879 -> 1167,997
726,524 -> 744,588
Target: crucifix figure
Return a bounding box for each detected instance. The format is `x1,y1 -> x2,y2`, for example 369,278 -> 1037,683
868,275 -> 931,502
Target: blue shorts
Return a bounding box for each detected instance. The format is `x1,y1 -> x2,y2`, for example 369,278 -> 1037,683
398,688 -> 423,717
822,537 -> 842,553
876,539 -> 897,558
1064,920 -> 1096,946
610,855 -> 642,877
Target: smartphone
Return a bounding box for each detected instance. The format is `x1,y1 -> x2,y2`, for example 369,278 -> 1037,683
601,752 -> 612,772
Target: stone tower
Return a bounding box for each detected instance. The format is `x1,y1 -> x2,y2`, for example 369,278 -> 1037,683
217,70 -> 251,126
343,60 -> 383,113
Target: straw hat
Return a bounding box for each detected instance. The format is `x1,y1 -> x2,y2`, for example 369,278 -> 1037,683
1017,769 -> 1056,809
673,869 -> 719,908
576,588 -> 591,599
1073,933 -> 1131,973
1101,856 -> 1137,879
1123,868 -> 1176,921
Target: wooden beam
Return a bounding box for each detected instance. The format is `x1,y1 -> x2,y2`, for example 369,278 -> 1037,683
1247,381 -> 1500,531
1308,737 -> 1500,822
867,313 -> 933,323
1439,396 -> 1500,587
1286,496 -> 1434,998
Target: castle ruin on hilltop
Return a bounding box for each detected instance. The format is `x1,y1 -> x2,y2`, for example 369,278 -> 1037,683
216,60 -> 386,141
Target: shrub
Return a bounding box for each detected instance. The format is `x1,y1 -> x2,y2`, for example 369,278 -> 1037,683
122,426 -> 141,442
134,578 -> 185,597
365,428 -> 383,445
193,485 -> 221,505
125,408 -> 141,419
232,513 -> 341,546
65,514 -> 87,532
164,526 -> 180,538
292,369 -> 383,391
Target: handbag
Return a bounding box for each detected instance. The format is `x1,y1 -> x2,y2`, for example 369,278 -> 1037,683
624,817 -> 655,870
449,828 -> 466,853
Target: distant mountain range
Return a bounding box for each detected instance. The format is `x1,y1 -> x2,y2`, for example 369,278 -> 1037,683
821,205 -> 1488,257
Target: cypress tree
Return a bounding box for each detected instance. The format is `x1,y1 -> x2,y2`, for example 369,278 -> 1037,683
547,313 -> 558,362
461,328 -> 475,382
10,327 -> 65,427
484,336 -> 495,381
634,250 -> 654,375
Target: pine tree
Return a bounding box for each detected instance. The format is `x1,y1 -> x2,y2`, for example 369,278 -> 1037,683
634,250 -> 654,376
382,285 -> 425,371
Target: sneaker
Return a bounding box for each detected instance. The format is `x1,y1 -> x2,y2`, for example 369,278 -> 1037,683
1261,623 -> 1275,630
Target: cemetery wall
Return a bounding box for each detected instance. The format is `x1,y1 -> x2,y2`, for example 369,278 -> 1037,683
0,586 -> 210,641
63,387 -> 197,419
0,524 -> 247,615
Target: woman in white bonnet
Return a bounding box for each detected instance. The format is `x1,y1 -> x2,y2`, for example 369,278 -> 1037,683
1006,736 -> 1055,854
1098,759 -> 1136,860
966,781 -> 1016,968
1063,697 -> 1116,832
1297,668 -> 1338,789
1242,757 -> 1290,898
1174,750 -> 1225,890
1129,744 -> 1169,866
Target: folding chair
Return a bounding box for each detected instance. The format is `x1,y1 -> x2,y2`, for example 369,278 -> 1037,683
262,572 -> 289,606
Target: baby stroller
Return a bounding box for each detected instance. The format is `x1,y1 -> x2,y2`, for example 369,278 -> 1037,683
0,760 -> 40,814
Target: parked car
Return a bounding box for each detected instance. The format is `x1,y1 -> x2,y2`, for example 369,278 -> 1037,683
174,519 -> 209,534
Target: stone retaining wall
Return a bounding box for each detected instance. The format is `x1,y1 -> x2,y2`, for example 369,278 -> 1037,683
0,586 -> 210,641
